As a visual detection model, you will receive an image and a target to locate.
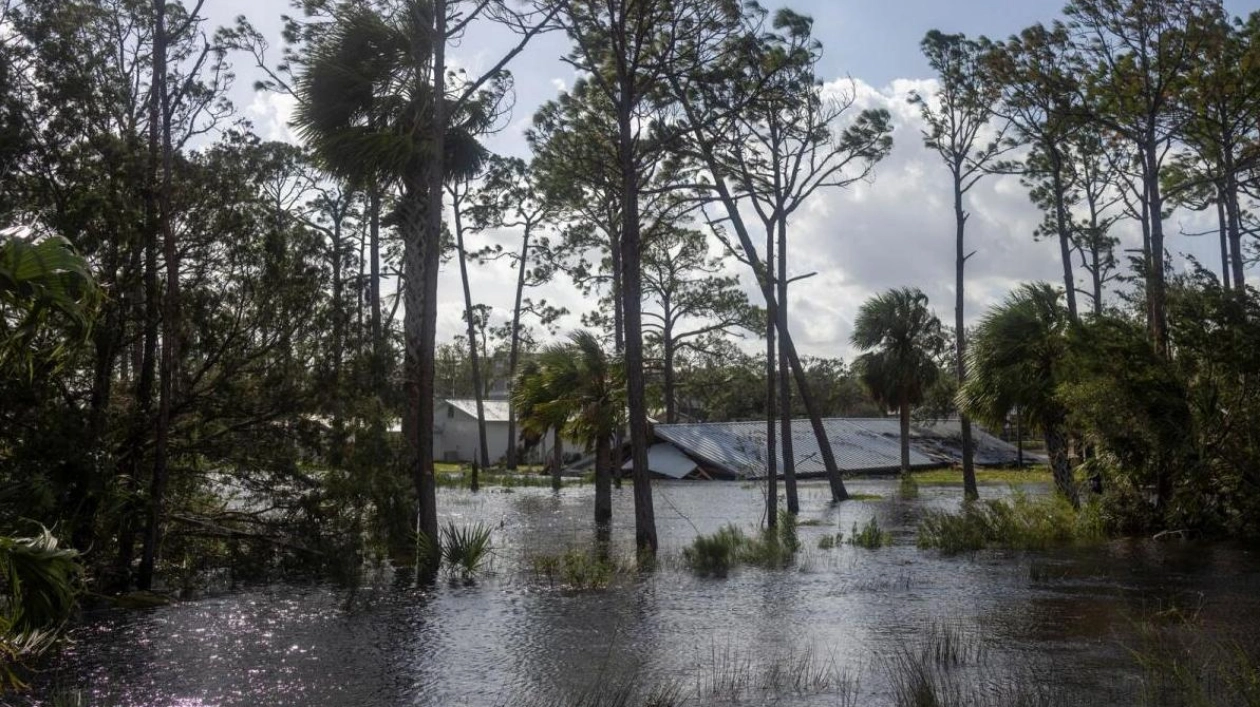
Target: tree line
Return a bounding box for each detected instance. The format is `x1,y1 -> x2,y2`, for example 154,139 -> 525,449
0,0 -> 1258,644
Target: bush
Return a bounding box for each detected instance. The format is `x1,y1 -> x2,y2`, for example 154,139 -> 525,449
848,517 -> 890,549
439,522 -> 493,580
917,490 -> 1105,554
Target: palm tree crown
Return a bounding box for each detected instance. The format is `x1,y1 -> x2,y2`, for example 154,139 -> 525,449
850,287 -> 944,411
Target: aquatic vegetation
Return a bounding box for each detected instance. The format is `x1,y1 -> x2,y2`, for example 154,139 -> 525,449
917,489 -> 1106,554
848,517 -> 891,549
530,548 -> 627,590
439,522 -> 494,580
818,533 -> 842,549
910,467 -> 1053,485
683,512 -> 801,577
899,474 -> 920,499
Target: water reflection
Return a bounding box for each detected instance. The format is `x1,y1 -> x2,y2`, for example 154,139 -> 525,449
28,479 -> 1260,706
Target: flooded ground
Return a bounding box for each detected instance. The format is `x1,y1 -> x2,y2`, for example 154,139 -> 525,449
27,479 -> 1260,706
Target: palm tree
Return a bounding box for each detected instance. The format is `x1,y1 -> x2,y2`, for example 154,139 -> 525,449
514,331 -> 622,523
962,282 -> 1077,506
292,3 -> 492,551
0,227 -> 97,377
850,288 -> 945,477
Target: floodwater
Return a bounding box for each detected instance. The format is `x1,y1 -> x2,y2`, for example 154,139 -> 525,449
25,479 -> 1260,706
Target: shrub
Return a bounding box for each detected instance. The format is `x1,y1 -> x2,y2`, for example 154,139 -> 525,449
439,522 -> 493,580
848,517 -> 890,549
917,490 -> 1105,554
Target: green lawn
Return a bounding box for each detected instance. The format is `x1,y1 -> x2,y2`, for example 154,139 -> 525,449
910,467 -> 1052,485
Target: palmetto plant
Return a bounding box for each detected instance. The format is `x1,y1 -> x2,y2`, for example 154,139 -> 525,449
514,331 -> 623,523
0,528 -> 82,693
0,226 -> 98,379
850,288 -> 945,476
962,282 -> 1077,505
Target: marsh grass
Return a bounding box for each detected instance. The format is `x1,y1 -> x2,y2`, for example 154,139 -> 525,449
528,548 -> 630,590
917,489 -> 1105,554
884,623 -> 1063,707
435,470 -> 585,489
848,517 -> 891,549
911,467 -> 1053,485
900,474 -> 920,499
682,512 -> 801,577
818,533 -> 843,549
1125,594 -> 1260,707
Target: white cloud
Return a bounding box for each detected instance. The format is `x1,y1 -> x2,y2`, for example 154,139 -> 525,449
247,92 -> 298,144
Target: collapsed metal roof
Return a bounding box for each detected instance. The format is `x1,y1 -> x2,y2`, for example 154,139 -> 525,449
441,398 -> 512,423
651,418 -> 1027,478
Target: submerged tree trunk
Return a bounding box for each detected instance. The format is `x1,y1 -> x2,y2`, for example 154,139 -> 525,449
453,192 -> 488,490
953,164 -> 979,502
369,187 -> 384,394
676,101 -> 846,501
1044,412 -> 1077,507
139,0 -> 173,591
765,227 -> 778,529
617,78 -> 656,554
899,400 -> 911,477
505,228 -> 530,471
551,427 -> 563,492
595,434 -> 611,523
776,217 -> 798,515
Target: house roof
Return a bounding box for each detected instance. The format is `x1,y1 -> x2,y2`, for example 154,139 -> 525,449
441,398 -> 512,423
652,417 -> 1027,478
621,442 -> 700,479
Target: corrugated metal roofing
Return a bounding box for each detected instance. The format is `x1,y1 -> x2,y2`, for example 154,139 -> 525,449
442,398 -> 512,423
652,418 -> 1025,478
621,443 -> 700,479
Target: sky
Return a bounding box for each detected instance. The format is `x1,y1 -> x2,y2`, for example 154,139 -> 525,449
207,0 -> 1260,361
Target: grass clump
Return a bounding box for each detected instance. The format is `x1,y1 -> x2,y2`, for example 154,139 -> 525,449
818,533 -> 843,550
683,512 -> 801,577
911,467 -> 1052,485
899,474 -> 920,499
530,548 -> 629,590
917,490 -> 1105,555
848,517 -> 891,549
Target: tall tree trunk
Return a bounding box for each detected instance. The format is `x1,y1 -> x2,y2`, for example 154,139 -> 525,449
551,427 -> 563,492
677,106 -> 846,500
595,434 -> 611,523
617,82 -> 657,554
1143,137 -> 1168,357
1044,412 -> 1077,507
953,165 -> 978,501
1224,173 -> 1245,291
899,400 -> 910,477
663,329 -> 677,424
139,0 -> 173,590
610,222 -> 624,490
505,228 -> 530,470
1050,155 -> 1078,321
765,224 -> 778,529
454,193 -> 488,490
408,0 -> 446,562
369,188 -> 384,392
1217,195 -> 1231,291
776,216 -> 798,515
330,206 -> 346,467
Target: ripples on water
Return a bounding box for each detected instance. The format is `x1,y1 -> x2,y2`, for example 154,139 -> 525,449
28,480 -> 1260,706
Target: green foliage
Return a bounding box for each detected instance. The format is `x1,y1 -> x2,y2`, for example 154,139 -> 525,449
0,529 -> 82,693
439,522 -> 493,581
530,548 -> 626,591
514,330 -> 623,454
917,490 -> 1106,554
851,287 -> 945,413
847,517 -> 891,549
900,475 -> 921,499
683,513 -> 801,577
